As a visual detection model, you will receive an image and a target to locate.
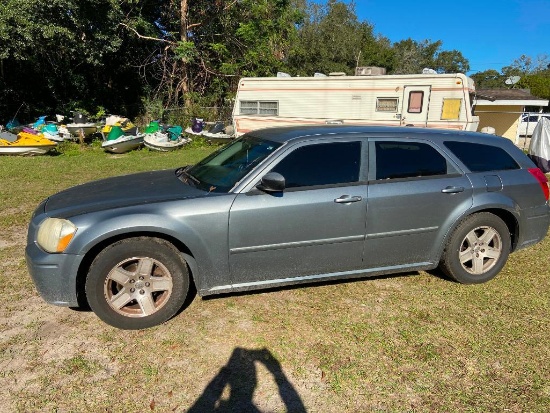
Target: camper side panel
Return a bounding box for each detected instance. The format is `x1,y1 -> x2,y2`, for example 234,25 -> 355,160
233,74 -> 477,135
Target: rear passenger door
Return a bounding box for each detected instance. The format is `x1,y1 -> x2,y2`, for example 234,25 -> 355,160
364,138 -> 473,268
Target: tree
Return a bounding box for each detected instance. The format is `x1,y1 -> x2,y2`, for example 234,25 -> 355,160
470,69 -> 507,89
390,38 -> 468,74
471,54 -> 550,103
520,73 -> 550,102
502,54 -> 550,77
0,0 -> 303,120
0,0 -> 477,123
0,0 -> 156,121
287,0 -> 393,76
498,54 -> 550,101
124,0 -> 303,109
391,39 -> 441,74
434,50 -> 470,74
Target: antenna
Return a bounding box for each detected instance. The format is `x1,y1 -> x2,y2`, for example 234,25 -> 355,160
505,76 -> 521,86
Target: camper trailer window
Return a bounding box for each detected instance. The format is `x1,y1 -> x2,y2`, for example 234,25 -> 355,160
408,91 -> 424,113
441,99 -> 462,120
376,98 -> 398,112
239,100 -> 278,116
259,101 -> 278,115
240,101 -> 259,115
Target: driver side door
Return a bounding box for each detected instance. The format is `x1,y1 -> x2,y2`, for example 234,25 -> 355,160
228,139 -> 368,287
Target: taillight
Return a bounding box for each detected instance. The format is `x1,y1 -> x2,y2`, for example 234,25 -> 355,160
528,168 -> 550,201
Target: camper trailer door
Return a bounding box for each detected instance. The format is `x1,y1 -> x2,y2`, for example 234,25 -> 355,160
401,86 -> 430,127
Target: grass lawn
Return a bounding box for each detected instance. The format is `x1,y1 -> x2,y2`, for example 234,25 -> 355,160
0,141 -> 549,412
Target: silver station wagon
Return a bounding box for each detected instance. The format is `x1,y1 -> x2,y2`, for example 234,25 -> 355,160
26,126 -> 550,329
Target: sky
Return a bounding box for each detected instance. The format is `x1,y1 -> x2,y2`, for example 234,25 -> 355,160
349,0 -> 550,75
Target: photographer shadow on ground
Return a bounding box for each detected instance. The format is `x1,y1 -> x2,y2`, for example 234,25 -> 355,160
186,347 -> 307,413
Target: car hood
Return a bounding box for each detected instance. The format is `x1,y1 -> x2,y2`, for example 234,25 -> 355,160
44,169 -> 206,216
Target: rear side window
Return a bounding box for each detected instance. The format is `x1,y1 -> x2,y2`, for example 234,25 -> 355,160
271,141 -> 361,188
374,141 -> 448,180
444,141 -> 520,172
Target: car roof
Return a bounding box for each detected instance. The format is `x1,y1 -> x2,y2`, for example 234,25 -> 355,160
247,125 -> 508,144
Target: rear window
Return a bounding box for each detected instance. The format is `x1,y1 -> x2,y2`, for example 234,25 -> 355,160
444,141 -> 519,172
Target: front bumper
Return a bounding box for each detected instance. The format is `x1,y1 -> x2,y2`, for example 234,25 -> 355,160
25,241 -> 84,307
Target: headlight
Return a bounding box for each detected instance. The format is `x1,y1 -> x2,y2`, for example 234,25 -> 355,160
36,218 -> 77,253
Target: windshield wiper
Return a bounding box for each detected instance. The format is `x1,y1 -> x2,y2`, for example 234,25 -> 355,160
176,166 -> 200,186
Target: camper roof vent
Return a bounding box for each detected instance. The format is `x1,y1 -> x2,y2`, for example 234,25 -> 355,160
422,68 -> 438,74
277,72 -> 291,77
329,72 -> 347,77
355,66 -> 386,76
314,72 -> 327,77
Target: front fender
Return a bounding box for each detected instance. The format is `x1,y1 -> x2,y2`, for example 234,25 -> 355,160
65,196 -> 235,291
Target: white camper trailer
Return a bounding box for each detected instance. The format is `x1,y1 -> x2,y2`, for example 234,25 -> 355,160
232,71 -> 479,136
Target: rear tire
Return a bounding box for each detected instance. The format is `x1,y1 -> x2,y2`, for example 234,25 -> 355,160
440,213 -> 511,284
85,237 -> 189,329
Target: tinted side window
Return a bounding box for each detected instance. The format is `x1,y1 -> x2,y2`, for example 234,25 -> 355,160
271,141 -> 361,188
444,141 -> 519,172
375,141 -> 448,180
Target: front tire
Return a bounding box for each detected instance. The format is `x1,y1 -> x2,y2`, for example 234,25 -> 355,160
85,237 -> 189,329
440,213 -> 511,284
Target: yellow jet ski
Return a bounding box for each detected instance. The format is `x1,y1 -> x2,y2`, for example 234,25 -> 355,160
0,131 -> 57,155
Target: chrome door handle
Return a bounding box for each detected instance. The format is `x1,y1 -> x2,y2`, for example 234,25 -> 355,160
441,186 -> 465,194
334,195 -> 362,203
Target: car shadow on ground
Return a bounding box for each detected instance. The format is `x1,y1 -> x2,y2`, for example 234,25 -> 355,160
185,347 -> 307,413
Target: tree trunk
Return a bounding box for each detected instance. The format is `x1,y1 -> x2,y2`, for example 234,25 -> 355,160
180,0 -> 191,108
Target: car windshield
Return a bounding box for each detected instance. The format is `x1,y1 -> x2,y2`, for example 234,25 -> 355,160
181,135 -> 282,193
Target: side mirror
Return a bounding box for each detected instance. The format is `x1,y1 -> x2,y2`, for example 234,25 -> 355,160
257,172 -> 285,192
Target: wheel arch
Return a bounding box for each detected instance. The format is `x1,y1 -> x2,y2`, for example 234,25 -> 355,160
438,209 -> 515,283
75,231 -> 198,309
437,206 -> 519,265
479,207 -> 519,251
